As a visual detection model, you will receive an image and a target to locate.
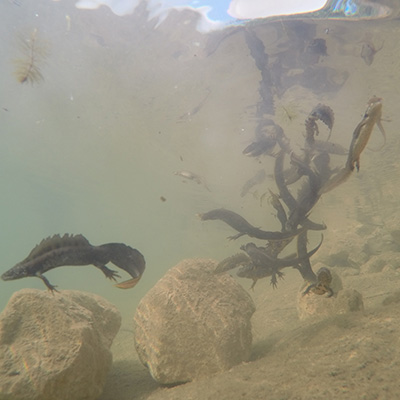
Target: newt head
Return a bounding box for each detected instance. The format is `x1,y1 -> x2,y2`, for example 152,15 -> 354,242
1,264 -> 29,281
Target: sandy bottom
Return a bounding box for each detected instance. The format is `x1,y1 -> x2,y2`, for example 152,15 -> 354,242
98,264 -> 400,400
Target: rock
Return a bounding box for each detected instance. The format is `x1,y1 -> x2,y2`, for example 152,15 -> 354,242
133,258 -> 255,385
363,228 -> 399,256
0,289 -> 121,400
360,255 -> 386,274
333,289 -> 364,314
360,252 -> 400,274
298,282 -> 363,320
317,231 -> 369,268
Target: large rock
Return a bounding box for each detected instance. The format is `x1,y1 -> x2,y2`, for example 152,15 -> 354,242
133,258 -> 256,384
0,289 -> 121,400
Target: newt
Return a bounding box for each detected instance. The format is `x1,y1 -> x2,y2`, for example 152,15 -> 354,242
319,96 -> 385,194
346,96 -> 385,171
240,235 -> 322,287
268,189 -> 287,231
286,152 -> 322,230
302,266 -> 333,297
214,253 -> 252,274
1,234 -> 146,292
305,103 -> 335,142
274,151 -> 325,231
198,208 -> 303,241
242,135 -> 277,157
295,230 -> 317,283
236,262 -> 284,290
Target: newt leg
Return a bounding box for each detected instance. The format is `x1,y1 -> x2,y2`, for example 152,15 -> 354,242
95,264 -> 121,281
270,273 -> 278,289
250,279 -> 258,291
302,283 -> 315,296
36,273 -> 59,293
270,269 -> 285,289
277,271 -> 285,280
228,232 -> 245,240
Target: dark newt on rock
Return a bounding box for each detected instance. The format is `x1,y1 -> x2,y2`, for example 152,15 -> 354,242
302,266 -> 333,297
1,234 -> 146,292
198,208 -> 304,241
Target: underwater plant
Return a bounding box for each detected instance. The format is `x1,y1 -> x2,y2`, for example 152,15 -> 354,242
13,28 -> 49,85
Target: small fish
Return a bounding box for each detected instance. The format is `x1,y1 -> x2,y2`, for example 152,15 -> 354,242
174,170 -> 210,191
177,89 -> 211,121
1,234 -> 146,292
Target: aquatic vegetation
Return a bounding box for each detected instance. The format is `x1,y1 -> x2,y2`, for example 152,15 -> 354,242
13,28 -> 49,85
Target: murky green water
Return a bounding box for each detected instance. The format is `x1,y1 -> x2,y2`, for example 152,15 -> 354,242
0,0 -> 399,311
1,0 -> 400,397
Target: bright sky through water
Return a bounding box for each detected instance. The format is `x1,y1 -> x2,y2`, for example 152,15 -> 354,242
75,0 -> 327,30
